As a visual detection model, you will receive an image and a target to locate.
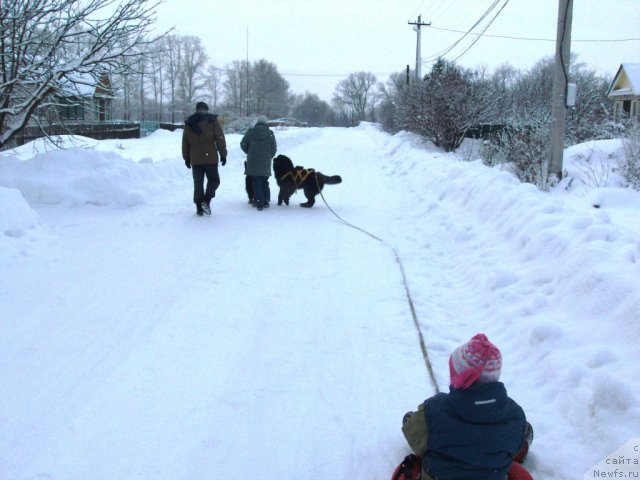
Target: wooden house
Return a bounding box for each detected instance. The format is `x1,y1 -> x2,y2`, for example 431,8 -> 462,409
608,63 -> 640,120
53,73 -> 113,123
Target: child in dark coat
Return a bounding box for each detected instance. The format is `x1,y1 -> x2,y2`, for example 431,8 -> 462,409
401,334 -> 534,480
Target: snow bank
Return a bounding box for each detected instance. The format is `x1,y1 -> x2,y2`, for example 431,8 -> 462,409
0,186 -> 46,267
376,128 -> 640,477
0,187 -> 41,237
0,144 -> 183,207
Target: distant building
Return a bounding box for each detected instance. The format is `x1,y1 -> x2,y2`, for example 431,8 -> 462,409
55,73 -> 114,123
607,63 -> 640,120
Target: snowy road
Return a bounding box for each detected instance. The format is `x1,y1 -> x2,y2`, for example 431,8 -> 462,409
2,127 -> 432,479
2,125 -> 639,480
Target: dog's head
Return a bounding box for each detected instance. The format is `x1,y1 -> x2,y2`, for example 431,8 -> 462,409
273,154 -> 294,176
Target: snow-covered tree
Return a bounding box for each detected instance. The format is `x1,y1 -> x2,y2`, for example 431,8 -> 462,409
0,0 -> 164,147
403,59 -> 497,151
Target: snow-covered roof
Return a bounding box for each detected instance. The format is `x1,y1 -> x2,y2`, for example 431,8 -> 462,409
61,72 -> 113,98
607,63 -> 640,97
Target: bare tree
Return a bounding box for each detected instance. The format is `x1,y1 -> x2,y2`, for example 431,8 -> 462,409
0,0 -> 164,147
250,59 -> 289,118
178,35 -> 208,107
204,65 -> 223,109
160,35 -> 183,123
333,72 -> 378,122
378,71 -> 408,133
147,42 -> 166,121
223,60 -> 249,115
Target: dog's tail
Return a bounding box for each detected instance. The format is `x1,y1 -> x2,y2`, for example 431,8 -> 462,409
318,173 -> 342,185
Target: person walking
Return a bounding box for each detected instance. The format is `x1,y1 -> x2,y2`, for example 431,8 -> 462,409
240,116 -> 276,211
182,101 -> 227,216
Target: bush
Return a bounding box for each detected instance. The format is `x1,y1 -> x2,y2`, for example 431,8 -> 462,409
619,120 -> 640,190
480,123 -> 552,190
221,114 -> 258,134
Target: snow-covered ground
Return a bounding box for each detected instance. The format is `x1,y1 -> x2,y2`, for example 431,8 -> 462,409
1,125 -> 638,480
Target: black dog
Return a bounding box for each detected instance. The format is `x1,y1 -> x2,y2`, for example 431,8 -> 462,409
272,154 -> 342,208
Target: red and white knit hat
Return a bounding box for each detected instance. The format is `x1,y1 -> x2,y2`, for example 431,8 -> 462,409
449,333 -> 502,389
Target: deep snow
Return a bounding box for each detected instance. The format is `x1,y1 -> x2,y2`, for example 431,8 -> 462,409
1,125 -> 639,480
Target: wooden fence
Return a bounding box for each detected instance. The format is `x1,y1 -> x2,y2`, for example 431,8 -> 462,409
9,122 -> 141,147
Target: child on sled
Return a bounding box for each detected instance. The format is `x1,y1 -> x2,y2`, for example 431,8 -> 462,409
396,333 -> 534,480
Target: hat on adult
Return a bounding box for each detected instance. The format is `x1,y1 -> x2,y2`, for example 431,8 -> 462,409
449,333 -> 502,389
256,115 -> 268,125
196,101 -> 209,113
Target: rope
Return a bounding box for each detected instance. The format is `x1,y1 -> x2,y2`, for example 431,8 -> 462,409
315,178 -> 441,393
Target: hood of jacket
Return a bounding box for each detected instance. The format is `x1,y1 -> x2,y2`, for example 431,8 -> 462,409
249,122 -> 272,139
185,113 -> 219,135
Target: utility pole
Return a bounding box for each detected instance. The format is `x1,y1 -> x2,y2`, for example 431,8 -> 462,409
549,0 -> 573,180
408,15 -> 430,81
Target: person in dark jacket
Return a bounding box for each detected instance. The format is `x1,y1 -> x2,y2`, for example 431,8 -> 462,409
402,334 -> 534,480
240,116 -> 277,211
182,101 -> 227,216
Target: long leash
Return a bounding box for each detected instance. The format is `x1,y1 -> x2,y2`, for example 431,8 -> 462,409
315,177 -> 441,393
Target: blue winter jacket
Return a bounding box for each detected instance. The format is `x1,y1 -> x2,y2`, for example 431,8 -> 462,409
423,382 -> 526,480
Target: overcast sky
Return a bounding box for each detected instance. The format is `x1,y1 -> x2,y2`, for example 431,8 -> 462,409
152,0 -> 640,103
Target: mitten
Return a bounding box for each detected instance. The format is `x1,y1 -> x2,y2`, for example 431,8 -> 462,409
220,157 -> 227,166
185,159 -> 191,169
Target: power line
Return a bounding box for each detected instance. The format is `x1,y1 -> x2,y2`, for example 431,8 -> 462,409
421,0 -> 503,63
451,0 -> 510,62
423,0 -> 457,24
427,25 -> 640,42
213,67 -> 395,79
280,71 -> 393,78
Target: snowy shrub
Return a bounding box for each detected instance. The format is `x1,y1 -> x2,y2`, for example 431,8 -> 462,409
570,149 -> 611,189
565,68 -> 612,144
480,123 -> 552,190
222,115 -> 258,135
618,120 -> 640,190
400,59 -> 497,152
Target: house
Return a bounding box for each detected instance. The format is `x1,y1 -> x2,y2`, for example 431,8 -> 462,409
607,63 -> 640,120
11,73 -> 134,146
56,73 -> 114,123
92,73 -> 113,122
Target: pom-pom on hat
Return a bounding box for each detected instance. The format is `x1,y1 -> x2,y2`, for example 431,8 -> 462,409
196,101 -> 209,113
449,333 -> 502,389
